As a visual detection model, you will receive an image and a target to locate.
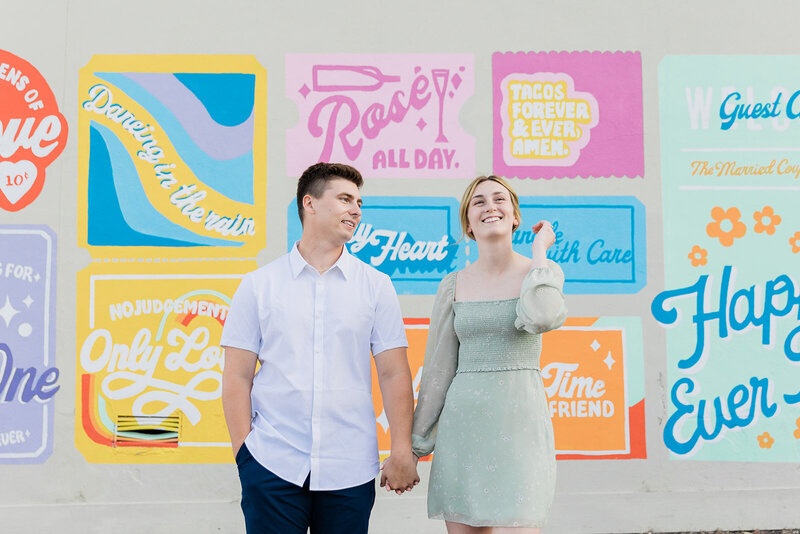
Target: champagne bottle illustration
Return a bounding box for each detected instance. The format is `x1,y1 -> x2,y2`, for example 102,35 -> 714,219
312,65 -> 401,92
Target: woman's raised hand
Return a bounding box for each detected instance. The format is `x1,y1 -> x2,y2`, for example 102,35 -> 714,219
531,220 -> 555,252
530,220 -> 555,267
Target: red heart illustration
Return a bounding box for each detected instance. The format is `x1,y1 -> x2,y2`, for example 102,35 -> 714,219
0,160 -> 38,205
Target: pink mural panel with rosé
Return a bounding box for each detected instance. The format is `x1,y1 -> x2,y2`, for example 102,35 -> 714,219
492,51 -> 643,180
286,54 -> 474,178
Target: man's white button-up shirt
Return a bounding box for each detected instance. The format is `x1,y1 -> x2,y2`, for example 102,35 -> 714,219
220,244 -> 408,490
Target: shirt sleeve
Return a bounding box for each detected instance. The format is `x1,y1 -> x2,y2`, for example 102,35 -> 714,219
514,259 -> 568,335
220,273 -> 262,354
411,273 -> 458,457
370,274 -> 408,356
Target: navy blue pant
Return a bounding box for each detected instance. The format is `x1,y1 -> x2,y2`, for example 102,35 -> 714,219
236,444 -> 375,534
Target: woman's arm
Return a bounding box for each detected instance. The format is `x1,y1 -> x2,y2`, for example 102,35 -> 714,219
515,260 -> 568,334
411,273 -> 459,458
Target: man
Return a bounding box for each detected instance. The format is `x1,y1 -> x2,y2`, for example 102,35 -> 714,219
221,162 -> 419,534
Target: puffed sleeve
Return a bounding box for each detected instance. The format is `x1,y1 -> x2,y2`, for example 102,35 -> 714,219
515,259 -> 568,334
411,272 -> 458,457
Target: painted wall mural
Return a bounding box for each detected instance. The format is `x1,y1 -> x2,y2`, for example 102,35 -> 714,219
75,261 -> 254,463
374,318 -> 429,460
492,51 -> 643,179
0,50 -> 68,212
545,317 -> 646,459
506,196 -> 645,294
288,195 -> 645,295
654,55 -> 800,461
373,317 -> 646,460
74,55 -> 266,463
286,54 -> 474,178
0,226 -> 58,463
77,55 -> 267,258
287,196 -> 464,295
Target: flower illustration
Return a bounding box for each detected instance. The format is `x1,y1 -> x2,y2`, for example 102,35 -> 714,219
753,206 -> 781,235
794,418 -> 800,439
757,431 -> 774,449
688,245 -> 708,267
706,207 -> 746,247
790,232 -> 800,254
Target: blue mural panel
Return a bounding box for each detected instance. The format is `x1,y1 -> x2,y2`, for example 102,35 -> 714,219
288,195 -> 645,295
288,196 -> 465,295
508,196 -> 646,294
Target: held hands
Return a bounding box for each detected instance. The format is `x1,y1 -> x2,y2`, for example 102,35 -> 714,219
379,451 -> 420,495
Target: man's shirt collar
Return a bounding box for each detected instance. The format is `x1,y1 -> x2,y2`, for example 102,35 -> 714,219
289,242 -> 353,280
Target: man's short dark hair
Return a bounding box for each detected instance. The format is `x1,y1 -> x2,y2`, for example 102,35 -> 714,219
296,162 -> 364,224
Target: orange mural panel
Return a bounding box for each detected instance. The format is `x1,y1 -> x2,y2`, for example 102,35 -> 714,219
541,327 -> 627,454
372,318 -> 428,459
372,316 -> 645,461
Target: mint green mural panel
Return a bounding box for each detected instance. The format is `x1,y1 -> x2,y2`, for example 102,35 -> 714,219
655,55 -> 800,461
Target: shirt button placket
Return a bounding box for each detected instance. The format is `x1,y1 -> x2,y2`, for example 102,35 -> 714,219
310,276 -> 324,488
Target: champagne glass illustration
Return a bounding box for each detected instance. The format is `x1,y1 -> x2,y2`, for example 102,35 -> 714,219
431,68 -> 450,143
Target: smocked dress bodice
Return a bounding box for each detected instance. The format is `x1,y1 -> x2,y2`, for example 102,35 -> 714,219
453,299 -> 540,373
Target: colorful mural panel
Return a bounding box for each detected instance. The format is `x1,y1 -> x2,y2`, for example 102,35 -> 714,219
77,55 -> 267,258
0,50 -> 68,212
492,51 -> 643,179
75,261 -> 255,463
287,196 -> 464,295
286,54 -> 474,178
486,196 -> 646,294
655,55 -> 800,461
374,318 -> 429,460
288,195 -> 644,295
546,317 -> 646,459
373,317 -> 645,460
0,226 -> 58,463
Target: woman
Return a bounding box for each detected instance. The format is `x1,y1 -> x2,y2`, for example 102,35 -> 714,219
411,175 -> 567,533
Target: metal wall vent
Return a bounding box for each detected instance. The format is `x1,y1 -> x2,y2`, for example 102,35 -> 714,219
113,414 -> 181,446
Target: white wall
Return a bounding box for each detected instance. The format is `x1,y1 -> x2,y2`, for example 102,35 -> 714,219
3,1 -> 800,532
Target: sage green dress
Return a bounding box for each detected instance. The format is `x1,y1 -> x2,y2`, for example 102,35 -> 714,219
411,261 -> 567,528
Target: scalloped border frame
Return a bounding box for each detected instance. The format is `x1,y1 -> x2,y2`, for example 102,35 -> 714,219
492,51 -> 643,180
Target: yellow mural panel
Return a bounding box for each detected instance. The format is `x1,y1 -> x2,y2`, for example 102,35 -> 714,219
75,261 -> 254,463
77,55 -> 267,259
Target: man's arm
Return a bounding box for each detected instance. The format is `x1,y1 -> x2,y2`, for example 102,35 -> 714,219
374,346 -> 419,494
222,347 -> 258,457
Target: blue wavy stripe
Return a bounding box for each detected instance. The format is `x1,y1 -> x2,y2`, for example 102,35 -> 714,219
88,123 -> 202,247
174,72 -> 254,126
96,72 -> 254,205
91,121 -> 240,247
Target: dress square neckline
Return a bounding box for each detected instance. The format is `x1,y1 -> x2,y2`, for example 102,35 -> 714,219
452,271 -> 521,305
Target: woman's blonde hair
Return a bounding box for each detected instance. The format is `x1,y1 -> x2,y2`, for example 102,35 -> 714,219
458,175 -> 522,241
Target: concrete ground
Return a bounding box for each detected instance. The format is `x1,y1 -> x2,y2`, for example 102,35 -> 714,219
643,531 -> 800,534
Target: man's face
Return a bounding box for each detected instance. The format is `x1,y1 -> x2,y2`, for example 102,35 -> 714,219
306,178 -> 362,243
